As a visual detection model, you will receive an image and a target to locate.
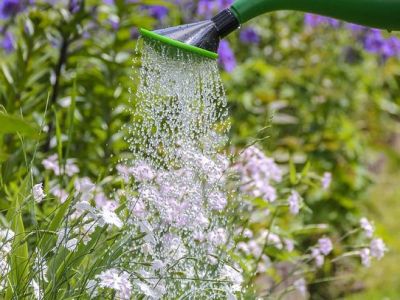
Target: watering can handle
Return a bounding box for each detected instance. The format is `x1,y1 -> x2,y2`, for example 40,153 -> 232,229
230,0 -> 400,31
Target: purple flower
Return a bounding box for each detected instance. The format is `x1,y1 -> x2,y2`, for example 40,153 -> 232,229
363,29 -> 400,59
304,13 -> 340,28
69,0 -> 80,13
0,0 -> 27,19
131,28 -> 139,39
142,5 -> 169,21
197,0 -> 214,17
1,31 -> 14,53
218,40 -> 236,72
240,27 -> 260,44
364,29 -> 384,53
103,0 -> 114,4
197,0 -> 233,17
109,17 -> 119,30
318,237 -> 333,256
345,23 -> 365,32
382,36 -> 400,58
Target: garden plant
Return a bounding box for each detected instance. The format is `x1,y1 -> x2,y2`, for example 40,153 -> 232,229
0,0 -> 399,299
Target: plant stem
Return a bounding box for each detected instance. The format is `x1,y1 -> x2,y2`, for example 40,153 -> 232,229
44,36 -> 69,151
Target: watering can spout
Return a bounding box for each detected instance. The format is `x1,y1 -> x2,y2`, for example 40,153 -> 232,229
140,0 -> 400,59
139,9 -> 239,59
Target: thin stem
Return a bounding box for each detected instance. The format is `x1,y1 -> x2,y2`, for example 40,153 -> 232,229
44,36 -> 69,151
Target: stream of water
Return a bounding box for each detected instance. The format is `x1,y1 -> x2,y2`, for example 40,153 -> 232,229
119,37 -> 242,298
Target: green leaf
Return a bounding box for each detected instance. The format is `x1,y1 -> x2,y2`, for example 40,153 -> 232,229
38,196 -> 73,255
54,108 -> 63,160
289,158 -> 297,185
0,113 -> 38,137
5,177 -> 30,299
301,161 -> 311,178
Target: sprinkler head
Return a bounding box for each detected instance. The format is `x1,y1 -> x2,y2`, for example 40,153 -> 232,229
139,9 -> 240,60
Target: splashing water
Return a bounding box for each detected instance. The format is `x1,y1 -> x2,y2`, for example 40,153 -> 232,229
118,37 -> 243,298
127,37 -> 229,169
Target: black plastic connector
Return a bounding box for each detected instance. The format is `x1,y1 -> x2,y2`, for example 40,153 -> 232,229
211,9 -> 241,38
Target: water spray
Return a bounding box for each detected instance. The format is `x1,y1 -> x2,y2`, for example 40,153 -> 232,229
140,0 -> 400,59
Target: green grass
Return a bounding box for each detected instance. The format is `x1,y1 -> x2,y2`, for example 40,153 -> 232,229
346,170 -> 400,300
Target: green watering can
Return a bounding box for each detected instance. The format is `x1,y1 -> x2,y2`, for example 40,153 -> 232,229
139,0 -> 400,59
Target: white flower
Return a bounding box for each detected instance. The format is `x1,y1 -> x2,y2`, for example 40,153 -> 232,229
75,201 -> 97,217
294,278 -> 307,296
284,239 -> 295,252
42,154 -> 59,174
116,164 -> 134,182
65,159 -> 79,176
130,198 -> 148,219
208,228 -> 227,247
260,230 -> 283,249
31,279 -> 42,300
98,208 -> 123,229
151,259 -> 165,271
51,186 -> 68,203
312,248 -> 324,267
34,253 -> 48,282
86,280 -> 98,297
288,190 -> 301,215
257,255 -> 271,273
0,257 -> 10,290
42,154 -> 79,177
243,229 -> 253,238
236,146 -> 282,202
318,237 -> 333,256
96,269 -> 132,300
221,265 -> 243,292
208,191 -> 227,211
33,183 -> 46,203
360,217 -> 374,238
236,242 -> 250,255
75,177 -> 95,201
0,228 -> 15,254
95,192 -> 118,212
56,229 -> 78,252
136,280 -> 166,299
248,240 -> 262,257
131,161 -> 155,182
359,248 -> 371,267
258,184 -> 277,203
321,172 -> 332,190
370,238 -> 387,260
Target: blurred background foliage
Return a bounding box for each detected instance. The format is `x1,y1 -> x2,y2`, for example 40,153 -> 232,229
0,0 -> 399,298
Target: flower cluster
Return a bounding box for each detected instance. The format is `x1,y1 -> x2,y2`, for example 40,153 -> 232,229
358,217 -> 387,267
240,27 -> 260,45
116,145 -> 239,297
95,269 -> 132,300
304,13 -> 340,28
197,0 -> 233,18
363,29 -> 400,59
311,237 -> 333,267
0,0 -> 30,19
218,40 -> 237,73
304,14 -> 400,60
234,146 -> 282,202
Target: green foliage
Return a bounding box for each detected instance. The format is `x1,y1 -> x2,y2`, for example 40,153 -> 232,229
0,1 -> 399,299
